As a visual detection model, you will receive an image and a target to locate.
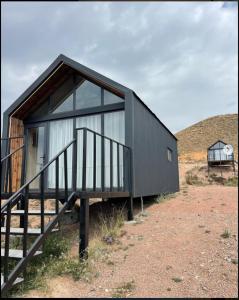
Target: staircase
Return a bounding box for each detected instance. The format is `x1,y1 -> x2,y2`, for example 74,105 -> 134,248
1,139 -> 76,296
1,128 -> 132,295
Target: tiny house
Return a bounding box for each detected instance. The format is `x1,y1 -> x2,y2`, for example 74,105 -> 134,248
1,55 -> 179,293
1,54 -> 179,199
207,140 -> 234,166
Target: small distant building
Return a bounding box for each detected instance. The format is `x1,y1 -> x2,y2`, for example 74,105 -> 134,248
207,140 -> 234,167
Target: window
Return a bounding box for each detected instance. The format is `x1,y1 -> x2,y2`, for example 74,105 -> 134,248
104,111 -> 125,144
167,148 -> 173,162
75,80 -> 101,110
48,119 -> 73,188
52,92 -> 74,114
50,77 -> 75,113
104,90 -> 124,105
76,115 -> 102,189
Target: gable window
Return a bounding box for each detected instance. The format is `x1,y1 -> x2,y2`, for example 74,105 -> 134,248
104,90 -> 124,105
167,148 -> 173,162
52,92 -> 74,114
75,80 -> 101,110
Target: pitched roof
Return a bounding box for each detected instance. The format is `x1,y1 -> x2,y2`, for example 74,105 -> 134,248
4,54 -> 177,140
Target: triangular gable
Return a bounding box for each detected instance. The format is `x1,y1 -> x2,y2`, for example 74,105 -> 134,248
208,140 -> 227,150
5,54 -> 130,118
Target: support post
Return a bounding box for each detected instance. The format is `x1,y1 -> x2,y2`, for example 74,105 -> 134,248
141,196 -> 144,213
79,198 -> 89,259
127,197 -> 134,221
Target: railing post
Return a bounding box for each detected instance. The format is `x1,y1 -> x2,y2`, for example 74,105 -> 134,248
4,202 -> 11,282
40,172 -> 45,234
82,129 -> 87,191
55,157 -> 59,214
110,140 -> 113,192
8,155 -> 12,195
93,133 -> 96,191
117,144 -> 120,191
64,150 -> 68,200
72,138 -> 77,193
23,186 -> 29,258
101,135 -> 105,192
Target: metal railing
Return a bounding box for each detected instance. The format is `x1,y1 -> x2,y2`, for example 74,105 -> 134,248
75,127 -> 132,193
1,128 -> 132,295
1,136 -> 24,194
1,139 -> 76,294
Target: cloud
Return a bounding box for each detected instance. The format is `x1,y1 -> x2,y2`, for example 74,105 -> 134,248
1,1 -> 238,133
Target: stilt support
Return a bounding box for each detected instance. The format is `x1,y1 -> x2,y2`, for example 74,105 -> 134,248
141,196 -> 144,213
79,198 -> 89,260
127,197 -> 134,221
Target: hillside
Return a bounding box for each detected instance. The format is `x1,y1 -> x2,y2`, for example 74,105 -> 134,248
176,114 -> 238,162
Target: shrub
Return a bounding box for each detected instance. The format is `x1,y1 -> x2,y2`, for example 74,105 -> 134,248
221,229 -> 230,239
185,172 -> 202,185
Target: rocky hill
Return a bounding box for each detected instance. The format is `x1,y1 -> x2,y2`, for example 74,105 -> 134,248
176,114 -> 238,162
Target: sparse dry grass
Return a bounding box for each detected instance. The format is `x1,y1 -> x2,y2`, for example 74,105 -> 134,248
9,207 -> 126,297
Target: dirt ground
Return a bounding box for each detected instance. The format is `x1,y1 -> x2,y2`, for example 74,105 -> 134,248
23,172 -> 238,298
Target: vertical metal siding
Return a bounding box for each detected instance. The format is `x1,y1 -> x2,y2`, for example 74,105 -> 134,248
132,95 -> 179,197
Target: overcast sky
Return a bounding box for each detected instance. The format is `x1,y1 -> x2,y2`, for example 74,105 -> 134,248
1,1 -> 238,133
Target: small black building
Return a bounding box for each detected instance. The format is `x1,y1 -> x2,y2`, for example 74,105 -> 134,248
1,55 -> 179,294
1,54 -> 179,199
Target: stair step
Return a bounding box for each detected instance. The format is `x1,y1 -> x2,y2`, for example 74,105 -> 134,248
1,227 -> 58,235
1,273 -> 23,287
2,209 -> 72,216
1,249 -> 42,259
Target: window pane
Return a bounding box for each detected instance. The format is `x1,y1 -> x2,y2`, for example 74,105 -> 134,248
167,148 -> 172,162
76,114 -> 101,189
52,93 -> 74,114
48,119 -> 73,189
104,111 -> 125,144
50,76 -> 75,113
75,80 -> 101,110
104,90 -> 124,105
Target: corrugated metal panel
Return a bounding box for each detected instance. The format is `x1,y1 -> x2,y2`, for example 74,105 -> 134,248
132,95 -> 179,197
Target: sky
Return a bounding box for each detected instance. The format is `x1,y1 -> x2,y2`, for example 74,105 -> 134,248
1,1 -> 238,133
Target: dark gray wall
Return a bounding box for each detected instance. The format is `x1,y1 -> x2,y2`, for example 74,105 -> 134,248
131,95 -> 179,197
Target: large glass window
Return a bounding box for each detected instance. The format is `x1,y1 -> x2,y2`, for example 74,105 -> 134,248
75,80 -> 101,110
76,115 -> 102,189
52,92 -> 74,114
26,126 -> 45,189
104,111 -> 125,144
104,90 -> 124,105
50,77 -> 75,114
104,111 -> 125,189
48,119 -> 73,189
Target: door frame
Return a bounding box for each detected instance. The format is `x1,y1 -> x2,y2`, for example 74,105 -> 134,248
23,122 -> 48,190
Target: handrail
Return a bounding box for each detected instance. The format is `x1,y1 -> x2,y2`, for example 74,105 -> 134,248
76,127 -> 130,150
1,145 -> 24,163
76,127 -> 132,193
1,139 -> 76,212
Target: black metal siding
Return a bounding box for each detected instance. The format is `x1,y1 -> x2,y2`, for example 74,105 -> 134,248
132,95 -> 179,197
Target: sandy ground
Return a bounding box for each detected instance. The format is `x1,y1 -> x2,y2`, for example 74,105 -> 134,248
24,183 -> 238,298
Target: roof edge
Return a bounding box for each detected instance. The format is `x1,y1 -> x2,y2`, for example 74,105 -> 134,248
132,91 -> 178,141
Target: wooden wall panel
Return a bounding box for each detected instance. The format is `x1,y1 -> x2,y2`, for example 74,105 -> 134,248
8,117 -> 24,191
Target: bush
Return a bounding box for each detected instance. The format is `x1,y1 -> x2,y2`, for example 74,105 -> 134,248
224,176 -> 238,187
185,172 -> 202,185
